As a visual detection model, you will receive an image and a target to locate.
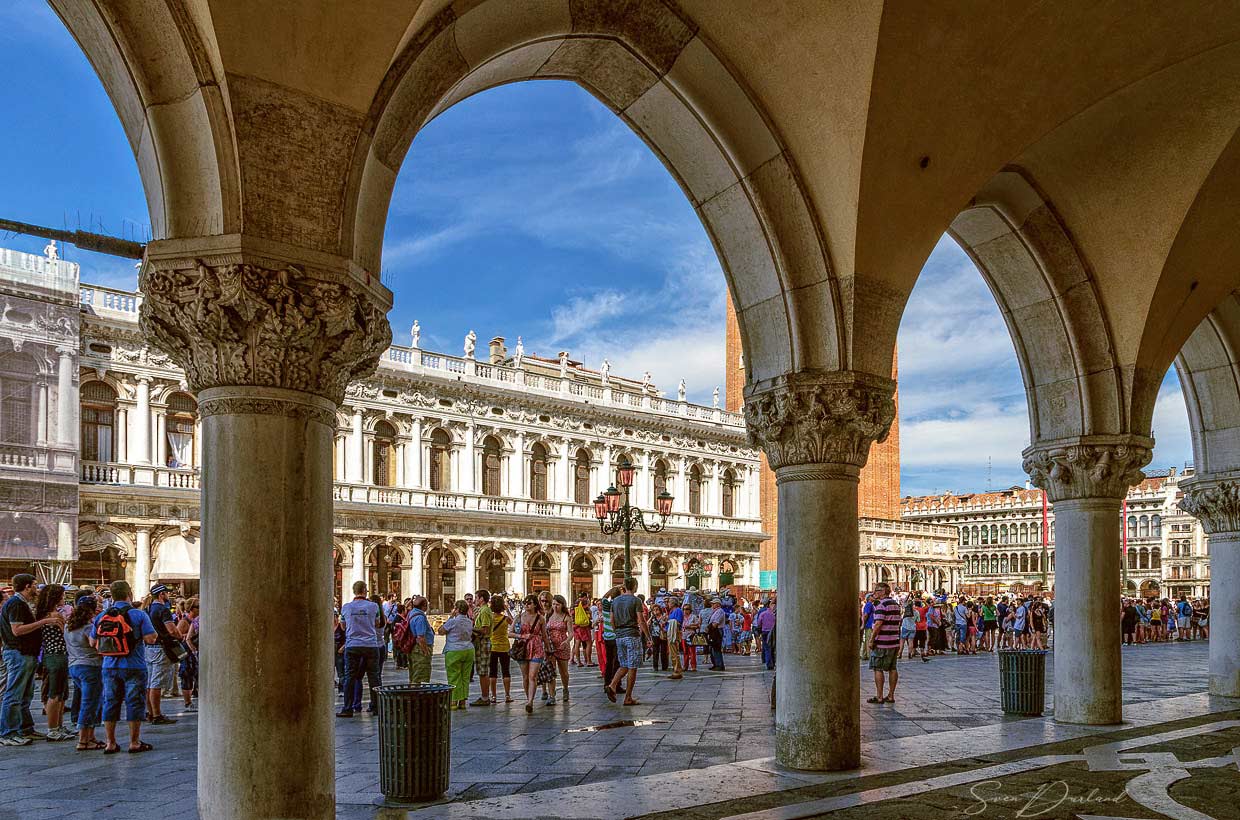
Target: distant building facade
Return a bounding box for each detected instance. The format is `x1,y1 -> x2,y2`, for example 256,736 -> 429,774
0,244 -> 79,584
902,467 -> 1212,599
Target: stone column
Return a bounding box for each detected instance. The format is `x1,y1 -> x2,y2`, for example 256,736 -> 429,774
465,542 -> 478,593
116,406 -> 128,462
56,346 -> 74,447
512,544 -> 526,595
745,371 -> 896,771
674,554 -> 687,589
559,438 -> 573,502
406,418 -> 422,488
409,542 -> 424,595
352,539 -> 365,588
1179,476 -> 1240,697
601,445 -> 612,490
156,409 -> 168,467
135,527 -> 151,598
639,551 -> 651,597
140,239 -> 391,820
347,407 -> 364,482
559,547 -> 571,597
511,431 -> 525,497
1023,437 -> 1151,725
133,376 -> 151,464
595,550 -> 611,597
463,422 -> 477,494
35,382 -> 47,444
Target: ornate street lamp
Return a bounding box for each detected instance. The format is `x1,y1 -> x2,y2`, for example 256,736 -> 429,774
594,459 -> 673,582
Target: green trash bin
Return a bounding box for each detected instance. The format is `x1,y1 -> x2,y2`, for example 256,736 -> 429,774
375,683 -> 453,803
997,649 -> 1047,716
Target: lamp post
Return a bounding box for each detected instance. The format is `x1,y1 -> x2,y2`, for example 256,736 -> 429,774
594,459 -> 674,582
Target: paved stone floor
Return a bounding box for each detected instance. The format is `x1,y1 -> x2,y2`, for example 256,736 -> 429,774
0,640 -> 1225,819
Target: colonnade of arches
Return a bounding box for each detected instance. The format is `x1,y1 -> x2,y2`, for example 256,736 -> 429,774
960,521 -> 1045,546
49,1 -> 1240,814
965,551 -> 1054,577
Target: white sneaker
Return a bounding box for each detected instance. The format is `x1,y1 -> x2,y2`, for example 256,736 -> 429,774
0,735 -> 32,746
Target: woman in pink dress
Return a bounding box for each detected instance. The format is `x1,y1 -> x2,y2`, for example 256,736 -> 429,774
546,595 -> 573,704
515,595 -> 548,714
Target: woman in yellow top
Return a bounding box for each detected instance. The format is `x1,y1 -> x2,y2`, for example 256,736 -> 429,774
484,597 -> 513,703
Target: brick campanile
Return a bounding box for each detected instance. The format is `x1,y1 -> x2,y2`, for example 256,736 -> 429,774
726,300 -> 901,583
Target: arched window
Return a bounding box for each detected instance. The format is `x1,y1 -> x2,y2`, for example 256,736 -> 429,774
429,428 -> 451,491
1032,522 -> 1040,543
1000,524 -> 1009,544
960,527 -> 969,546
80,380 -> 117,461
1151,514 -> 1161,537
990,524 -> 998,543
981,555 -> 989,574
529,441 -> 549,500
1020,523 -> 1029,543
1127,515 -> 1137,538
688,464 -> 703,515
482,436 -> 502,497
653,458 -> 669,499
981,526 -> 990,545
1170,540 -> 1178,558
1030,552 -> 1040,573
972,525 -> 980,544
721,468 -> 737,517
574,448 -> 591,504
1000,554 -> 1009,573
372,420 -> 397,486
1019,553 -> 1028,573
165,393 -> 197,468
1138,515 -> 1149,538
0,352 -> 37,446
1138,547 -> 1149,570
1151,547 -> 1161,570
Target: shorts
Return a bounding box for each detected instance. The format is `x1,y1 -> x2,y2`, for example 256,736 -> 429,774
1178,616 -> 1191,630
146,645 -> 177,690
984,620 -> 998,632
956,624 -> 968,644
489,650 -> 511,679
900,626 -> 916,640
615,636 -> 643,669
913,631 -> 927,648
474,638 -> 491,677
868,648 -> 898,671
42,652 -> 69,700
573,625 -> 591,642
407,651 -> 431,684
101,667 -> 147,723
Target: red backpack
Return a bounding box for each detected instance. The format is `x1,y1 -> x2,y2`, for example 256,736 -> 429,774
392,614 -> 415,654
95,605 -> 135,657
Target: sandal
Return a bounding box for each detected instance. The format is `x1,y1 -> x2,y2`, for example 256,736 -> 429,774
883,696 -> 896,703
103,745 -> 121,755
76,740 -> 106,751
866,696 -> 884,704
129,742 -> 154,754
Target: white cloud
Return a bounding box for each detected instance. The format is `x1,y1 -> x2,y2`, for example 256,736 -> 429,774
1151,371 -> 1193,470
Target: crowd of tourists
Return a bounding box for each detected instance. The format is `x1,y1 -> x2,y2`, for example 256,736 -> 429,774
333,578 -> 778,715
0,575 -> 199,752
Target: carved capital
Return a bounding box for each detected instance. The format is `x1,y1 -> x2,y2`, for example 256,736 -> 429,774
1021,437 -> 1153,502
1179,475 -> 1240,535
742,371 -> 895,471
139,244 -> 391,405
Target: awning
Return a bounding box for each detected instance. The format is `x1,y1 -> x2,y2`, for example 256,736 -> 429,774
151,534 -> 200,580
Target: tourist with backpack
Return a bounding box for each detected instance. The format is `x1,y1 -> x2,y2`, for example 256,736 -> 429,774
400,596 -> 434,684
90,580 -> 157,754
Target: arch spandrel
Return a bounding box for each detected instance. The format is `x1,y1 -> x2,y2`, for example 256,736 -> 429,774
1176,294 -> 1240,476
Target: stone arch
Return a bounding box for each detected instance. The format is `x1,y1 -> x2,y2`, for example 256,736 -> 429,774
1175,292 -> 1240,476
49,1 -> 239,240
347,0 -> 840,384
950,169 -> 1131,443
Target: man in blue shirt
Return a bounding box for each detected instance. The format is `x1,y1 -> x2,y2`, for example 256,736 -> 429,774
405,595 -> 434,684
144,584 -> 179,726
337,581 -> 384,717
91,580 -> 157,753
859,594 -> 875,660
1,574 -> 65,746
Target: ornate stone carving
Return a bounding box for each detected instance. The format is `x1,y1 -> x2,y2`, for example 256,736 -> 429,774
1179,476 -> 1240,535
742,372 -> 896,471
139,259 -> 391,404
198,396 -> 336,427
1021,438 -> 1152,501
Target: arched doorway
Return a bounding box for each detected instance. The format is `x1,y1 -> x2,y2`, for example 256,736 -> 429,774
424,546 -> 456,613
649,556 -> 670,596
478,547 -> 506,593
528,551 -> 552,594
685,557 -> 703,591
570,553 -> 594,598
369,543 -> 401,598
718,559 -> 736,587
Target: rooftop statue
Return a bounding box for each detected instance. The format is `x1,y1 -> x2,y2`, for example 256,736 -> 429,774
464,329 -> 476,359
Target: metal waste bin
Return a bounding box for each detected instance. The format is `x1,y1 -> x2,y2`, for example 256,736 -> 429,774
375,683 -> 453,803
997,649 -> 1047,716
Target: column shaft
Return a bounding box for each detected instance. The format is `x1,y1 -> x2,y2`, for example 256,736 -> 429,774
1051,497 -> 1122,724
559,547 -> 571,598
465,543 -> 477,593
512,545 -> 526,595
56,348 -> 74,447
776,466 -> 861,769
134,528 -> 151,597
133,378 -> 151,464
1208,534 -> 1240,696
410,542 -> 424,596
198,387 -> 336,820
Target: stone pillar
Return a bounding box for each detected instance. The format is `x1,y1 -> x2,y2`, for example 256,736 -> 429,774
116,406 -> 128,462
595,550 -> 611,597
463,422 -> 477,494
35,382 -> 47,444
1023,437 -> 1151,725
559,439 -> 573,502
1179,476 -> 1240,697
745,371 -> 896,771
639,551 -> 651,597
156,409 -> 168,467
352,539 -> 365,588
347,407 -> 363,482
674,554 -> 687,589
56,346 -> 74,447
133,377 -> 151,464
140,239 -> 391,820
601,445 -> 612,490
512,544 -> 526,595
511,431 -> 524,497
409,542 -> 424,595
465,542 -> 478,593
559,547 -> 571,598
708,462 -> 720,516
407,418 -> 422,488
134,527 -> 151,598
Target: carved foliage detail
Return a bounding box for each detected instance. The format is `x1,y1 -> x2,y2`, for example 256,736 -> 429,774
1180,480 -> 1240,535
1022,443 -> 1151,502
139,260 -> 391,404
742,374 -> 895,470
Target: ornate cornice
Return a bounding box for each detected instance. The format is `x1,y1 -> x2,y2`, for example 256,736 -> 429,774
742,371 -> 895,471
1179,475 -> 1240,535
198,396 -> 336,427
1021,437 -> 1152,502
139,255 -> 390,405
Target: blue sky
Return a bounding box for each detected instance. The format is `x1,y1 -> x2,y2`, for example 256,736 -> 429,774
0,1 -> 1191,496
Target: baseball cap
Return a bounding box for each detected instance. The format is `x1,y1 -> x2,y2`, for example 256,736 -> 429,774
150,583 -> 170,597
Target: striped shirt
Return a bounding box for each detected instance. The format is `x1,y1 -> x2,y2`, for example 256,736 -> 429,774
871,597 -> 901,650
601,597 -> 615,640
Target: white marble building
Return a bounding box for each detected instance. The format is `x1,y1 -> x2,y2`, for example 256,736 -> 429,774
68,274 -> 766,608
0,245 -> 79,582
902,467 -> 1211,599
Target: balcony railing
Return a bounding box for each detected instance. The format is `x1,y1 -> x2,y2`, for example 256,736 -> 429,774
0,443 -> 46,469
80,284 -> 141,314
80,461 -> 200,488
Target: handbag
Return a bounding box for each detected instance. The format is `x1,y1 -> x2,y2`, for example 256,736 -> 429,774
162,638 -> 189,664
536,656 -> 557,685
690,633 -> 708,647
509,635 -> 528,662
